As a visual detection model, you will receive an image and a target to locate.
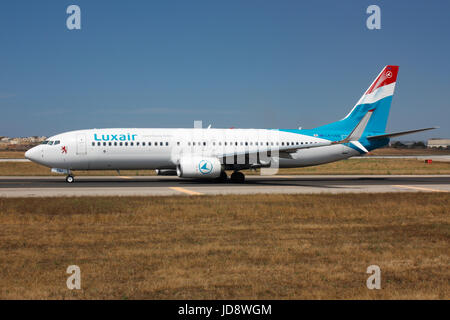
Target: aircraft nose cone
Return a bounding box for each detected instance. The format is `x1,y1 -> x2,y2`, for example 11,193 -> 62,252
25,147 -> 38,162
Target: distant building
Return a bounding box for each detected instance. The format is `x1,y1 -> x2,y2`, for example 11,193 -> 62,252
0,136 -> 47,150
427,138 -> 450,148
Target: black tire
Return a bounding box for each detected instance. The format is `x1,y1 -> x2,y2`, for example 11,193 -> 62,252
66,175 -> 74,183
230,171 -> 245,183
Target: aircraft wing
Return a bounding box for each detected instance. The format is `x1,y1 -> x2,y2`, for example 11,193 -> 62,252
214,110 -> 376,160
214,140 -> 333,161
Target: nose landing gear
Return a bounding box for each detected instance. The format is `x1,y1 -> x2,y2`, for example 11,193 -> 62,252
65,175 -> 75,183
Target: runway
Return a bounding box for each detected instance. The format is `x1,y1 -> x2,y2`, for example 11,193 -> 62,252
0,175 -> 449,197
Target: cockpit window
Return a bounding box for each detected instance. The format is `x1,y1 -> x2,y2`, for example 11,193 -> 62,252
54,140 -> 60,145
41,141 -> 49,145
48,141 -> 54,145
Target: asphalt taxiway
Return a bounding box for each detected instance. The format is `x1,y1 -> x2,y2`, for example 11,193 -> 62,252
0,175 -> 449,197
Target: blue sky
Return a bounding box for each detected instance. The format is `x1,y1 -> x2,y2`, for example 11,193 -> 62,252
0,0 -> 449,140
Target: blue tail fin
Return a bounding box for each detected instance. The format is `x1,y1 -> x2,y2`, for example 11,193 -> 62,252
314,65 -> 399,134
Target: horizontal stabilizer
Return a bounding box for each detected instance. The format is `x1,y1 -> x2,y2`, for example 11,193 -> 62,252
367,127 -> 438,140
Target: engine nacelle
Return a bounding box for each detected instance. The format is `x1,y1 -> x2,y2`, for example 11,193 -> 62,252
177,156 -> 222,178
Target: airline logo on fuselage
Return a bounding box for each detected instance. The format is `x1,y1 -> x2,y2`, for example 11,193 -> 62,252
198,159 -> 213,174
94,133 -> 137,141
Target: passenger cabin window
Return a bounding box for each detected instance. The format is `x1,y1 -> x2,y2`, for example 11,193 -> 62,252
97,142 -> 101,146
92,142 -> 95,146
166,142 -> 169,146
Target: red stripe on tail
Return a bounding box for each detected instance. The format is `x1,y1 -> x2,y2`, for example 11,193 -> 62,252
365,65 -> 399,95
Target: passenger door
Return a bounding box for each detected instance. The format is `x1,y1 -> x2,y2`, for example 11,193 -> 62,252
76,134 -> 87,155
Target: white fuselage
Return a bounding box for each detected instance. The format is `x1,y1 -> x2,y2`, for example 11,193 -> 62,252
25,128 -> 358,173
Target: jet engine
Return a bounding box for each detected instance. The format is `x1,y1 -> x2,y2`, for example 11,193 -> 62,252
176,156 -> 222,178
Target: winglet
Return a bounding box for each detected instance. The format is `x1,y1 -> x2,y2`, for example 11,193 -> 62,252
333,109 -> 375,144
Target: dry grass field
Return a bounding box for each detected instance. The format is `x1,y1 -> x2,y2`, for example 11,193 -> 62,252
0,158 -> 449,176
0,193 -> 448,299
370,148 -> 450,156
0,151 -> 26,158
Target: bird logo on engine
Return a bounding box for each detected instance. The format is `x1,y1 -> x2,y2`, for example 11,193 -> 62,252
198,160 -> 213,174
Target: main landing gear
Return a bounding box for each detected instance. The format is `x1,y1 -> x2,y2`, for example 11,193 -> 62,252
230,171 -> 245,183
65,175 -> 75,183
216,171 -> 245,183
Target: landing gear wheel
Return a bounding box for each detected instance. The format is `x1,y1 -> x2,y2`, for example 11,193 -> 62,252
230,171 -> 245,183
66,175 -> 74,183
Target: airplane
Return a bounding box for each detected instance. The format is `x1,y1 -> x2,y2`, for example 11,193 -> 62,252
25,65 -> 436,183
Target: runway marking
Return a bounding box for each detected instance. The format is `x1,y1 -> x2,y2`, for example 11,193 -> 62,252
392,185 -> 449,193
169,187 -> 203,195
